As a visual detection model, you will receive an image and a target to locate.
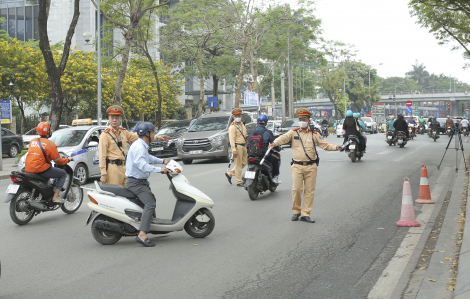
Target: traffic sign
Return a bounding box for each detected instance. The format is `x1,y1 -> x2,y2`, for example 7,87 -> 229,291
466,108 -> 469,112
467,111 -> 469,115
406,101 -> 412,107
366,113 -> 371,117
406,107 -> 412,113
465,90 -> 469,95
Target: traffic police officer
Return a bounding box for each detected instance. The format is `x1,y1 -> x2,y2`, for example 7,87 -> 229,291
269,108 -> 341,223
99,105 -> 170,187
225,108 -> 248,187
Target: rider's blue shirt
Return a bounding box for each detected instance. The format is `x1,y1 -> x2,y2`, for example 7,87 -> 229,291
125,138 -> 164,179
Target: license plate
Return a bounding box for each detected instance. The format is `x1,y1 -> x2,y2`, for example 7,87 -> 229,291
245,171 -> 256,179
349,144 -> 356,149
387,136 -> 392,139
189,150 -> 203,155
6,184 -> 19,194
152,147 -> 164,151
398,140 -> 403,144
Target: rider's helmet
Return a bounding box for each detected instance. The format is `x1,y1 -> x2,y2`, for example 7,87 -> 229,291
397,114 -> 403,119
137,122 -> 156,136
420,116 -> 423,119
353,113 -> 360,119
257,114 -> 268,125
323,117 -> 327,120
390,115 -> 395,119
346,110 -> 353,117
36,121 -> 51,137
447,115 -> 451,118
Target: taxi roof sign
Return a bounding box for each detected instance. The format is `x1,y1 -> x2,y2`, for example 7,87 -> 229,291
72,118 -> 93,126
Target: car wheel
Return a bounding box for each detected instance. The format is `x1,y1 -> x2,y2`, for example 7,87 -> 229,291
74,163 -> 88,185
9,145 -> 19,158
182,159 -> 193,165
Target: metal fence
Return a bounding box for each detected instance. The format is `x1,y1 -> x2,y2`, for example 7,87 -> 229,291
380,89 -> 468,96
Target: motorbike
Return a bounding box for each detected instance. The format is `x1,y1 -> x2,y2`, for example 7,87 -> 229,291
408,124 -> 416,139
84,160 -> 215,245
396,131 -> 408,148
446,126 -> 453,137
345,135 -> 364,162
418,125 -> 425,135
431,128 -> 440,142
4,154 -> 83,225
463,126 -> 469,136
244,148 -> 279,200
386,130 -> 396,146
321,124 -> 329,138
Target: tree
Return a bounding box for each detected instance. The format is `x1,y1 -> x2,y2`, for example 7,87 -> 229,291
406,62 -> 430,86
409,0 -> 470,68
93,0 -> 170,106
161,0 -> 232,115
317,67 -> 349,118
38,0 -> 80,130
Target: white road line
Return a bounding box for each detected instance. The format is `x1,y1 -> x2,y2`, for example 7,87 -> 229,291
394,143 -> 428,162
367,167 -> 450,299
377,151 -> 392,155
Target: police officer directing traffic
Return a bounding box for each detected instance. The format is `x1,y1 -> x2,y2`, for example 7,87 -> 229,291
225,108 -> 248,187
99,105 -> 170,187
269,108 -> 341,223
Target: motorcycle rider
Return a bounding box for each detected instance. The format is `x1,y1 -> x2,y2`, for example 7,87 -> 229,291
446,115 -> 454,132
354,113 -> 367,151
125,122 -> 171,247
407,117 -> 417,135
461,117 -> 469,133
25,122 -> 73,204
429,117 -> 441,137
247,114 -> 281,183
393,114 -> 410,139
321,117 -> 329,136
386,115 -> 395,131
343,111 -> 366,152
418,116 -> 426,133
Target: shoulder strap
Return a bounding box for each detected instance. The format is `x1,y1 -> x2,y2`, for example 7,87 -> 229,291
234,124 -> 247,140
295,131 -> 314,161
106,131 -> 127,159
37,138 -> 51,166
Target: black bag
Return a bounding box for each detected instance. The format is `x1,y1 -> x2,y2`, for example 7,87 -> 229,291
247,128 -> 267,157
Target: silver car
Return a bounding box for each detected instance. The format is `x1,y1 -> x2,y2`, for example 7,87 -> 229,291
361,117 -> 378,134
18,126 -> 107,184
176,112 -> 256,164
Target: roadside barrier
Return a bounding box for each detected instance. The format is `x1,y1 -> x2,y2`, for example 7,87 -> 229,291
397,178 -> 421,227
415,164 -> 435,204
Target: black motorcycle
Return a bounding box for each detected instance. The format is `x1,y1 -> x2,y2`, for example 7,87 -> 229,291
431,128 -> 440,142
386,130 -> 395,146
244,149 -> 279,200
396,131 -> 407,148
321,124 -> 329,138
4,154 -> 83,225
418,125 -> 425,135
463,126 -> 469,136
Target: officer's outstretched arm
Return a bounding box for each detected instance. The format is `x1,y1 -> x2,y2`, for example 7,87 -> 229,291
271,130 -> 293,148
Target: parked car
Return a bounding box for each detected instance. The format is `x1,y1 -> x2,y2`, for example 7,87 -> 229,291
176,112 -> 256,164
149,119 -> 194,158
361,117 -> 378,134
266,120 -> 282,134
2,128 -> 24,157
18,125 -> 106,184
22,125 -> 70,148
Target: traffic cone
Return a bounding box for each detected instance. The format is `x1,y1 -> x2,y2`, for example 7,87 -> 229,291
397,178 -> 420,227
416,165 -> 435,204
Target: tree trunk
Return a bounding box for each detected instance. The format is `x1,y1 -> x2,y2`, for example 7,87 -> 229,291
197,51 -> 205,116
212,75 -> 219,97
234,35 -> 248,108
113,24 -> 136,106
144,51 -> 163,129
15,97 -> 26,135
38,0 -> 80,130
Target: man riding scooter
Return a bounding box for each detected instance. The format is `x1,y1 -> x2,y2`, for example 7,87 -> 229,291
418,116 -> 426,134
394,114 -> 410,139
125,122 -> 171,247
407,117 -> 417,136
247,115 -> 281,183
25,122 -> 73,208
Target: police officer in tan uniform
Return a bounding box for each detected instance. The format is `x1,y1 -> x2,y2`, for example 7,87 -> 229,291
225,108 -> 248,187
269,108 -> 341,223
99,105 -> 170,187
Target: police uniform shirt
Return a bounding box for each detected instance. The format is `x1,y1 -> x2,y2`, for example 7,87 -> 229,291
273,128 -> 337,162
99,126 -> 139,176
229,122 -> 247,152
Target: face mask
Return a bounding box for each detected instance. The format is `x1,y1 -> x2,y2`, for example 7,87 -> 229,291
234,118 -> 241,122
299,121 -> 308,128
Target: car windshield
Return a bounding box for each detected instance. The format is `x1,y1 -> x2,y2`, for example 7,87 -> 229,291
281,120 -> 300,128
266,122 -> 274,130
25,129 -> 37,135
437,118 -> 446,123
158,122 -> 188,135
189,117 -> 230,132
362,117 -> 372,122
50,129 -> 88,147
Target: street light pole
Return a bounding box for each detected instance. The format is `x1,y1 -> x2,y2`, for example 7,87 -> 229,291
271,66 -> 275,119
97,0 -> 102,126
343,60 -> 346,114
281,68 -> 286,122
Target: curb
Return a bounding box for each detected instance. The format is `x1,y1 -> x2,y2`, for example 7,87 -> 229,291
455,172 -> 470,299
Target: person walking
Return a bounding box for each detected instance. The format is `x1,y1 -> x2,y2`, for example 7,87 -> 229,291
269,108 -> 341,223
99,105 -> 170,187
225,108 -> 248,187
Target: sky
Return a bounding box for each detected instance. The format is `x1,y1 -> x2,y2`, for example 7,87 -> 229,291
312,0 -> 470,82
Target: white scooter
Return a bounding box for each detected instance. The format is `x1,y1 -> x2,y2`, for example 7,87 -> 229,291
84,160 -> 215,245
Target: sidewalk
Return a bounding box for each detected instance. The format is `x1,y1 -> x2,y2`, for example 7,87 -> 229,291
0,155 -> 19,179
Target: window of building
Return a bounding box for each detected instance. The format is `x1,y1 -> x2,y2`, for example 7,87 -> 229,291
16,6 -> 24,41
0,4 -> 38,41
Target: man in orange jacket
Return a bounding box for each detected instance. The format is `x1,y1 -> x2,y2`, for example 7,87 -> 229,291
25,122 -> 73,203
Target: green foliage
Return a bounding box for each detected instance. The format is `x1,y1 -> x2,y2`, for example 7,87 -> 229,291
15,150 -> 28,164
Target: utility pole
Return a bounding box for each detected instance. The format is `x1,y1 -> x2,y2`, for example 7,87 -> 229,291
281,66 -> 286,122
343,60 -> 346,115
97,0 -> 102,126
289,61 -> 294,118
271,67 -> 276,119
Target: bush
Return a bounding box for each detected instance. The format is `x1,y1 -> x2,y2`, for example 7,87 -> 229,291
15,150 -> 28,164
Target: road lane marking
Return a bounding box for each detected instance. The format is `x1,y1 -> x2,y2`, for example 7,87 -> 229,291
367,167 -> 451,299
193,168 -> 223,176
393,143 -> 428,162
377,151 -> 392,155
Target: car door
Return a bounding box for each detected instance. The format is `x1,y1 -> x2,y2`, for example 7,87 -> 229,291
1,129 -> 11,154
85,129 -> 102,176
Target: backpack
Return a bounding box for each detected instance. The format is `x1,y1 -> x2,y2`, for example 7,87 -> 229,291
247,128 -> 267,157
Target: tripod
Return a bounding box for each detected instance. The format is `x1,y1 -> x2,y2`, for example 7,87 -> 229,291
437,127 -> 468,172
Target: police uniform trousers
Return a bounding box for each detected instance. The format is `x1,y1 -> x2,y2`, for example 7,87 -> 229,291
291,163 -> 318,217
106,163 -> 127,187
227,145 -> 248,184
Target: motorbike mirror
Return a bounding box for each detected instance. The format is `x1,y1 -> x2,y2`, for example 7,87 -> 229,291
88,141 -> 98,147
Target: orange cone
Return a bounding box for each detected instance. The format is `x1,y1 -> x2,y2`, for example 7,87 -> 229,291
415,165 -> 435,204
397,178 -> 420,227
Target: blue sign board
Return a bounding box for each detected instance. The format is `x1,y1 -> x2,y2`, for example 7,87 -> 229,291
0,100 -> 12,124
406,107 -> 412,114
466,110 -> 469,115
208,96 -> 217,109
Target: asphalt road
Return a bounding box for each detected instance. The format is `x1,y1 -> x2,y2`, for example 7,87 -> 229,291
0,132 -> 465,299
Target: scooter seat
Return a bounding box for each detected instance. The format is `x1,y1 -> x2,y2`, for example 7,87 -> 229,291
100,185 -> 137,199
21,172 -> 49,182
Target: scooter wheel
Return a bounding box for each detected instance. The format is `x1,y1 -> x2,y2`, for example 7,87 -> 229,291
91,215 -> 122,245
184,208 -> 215,238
